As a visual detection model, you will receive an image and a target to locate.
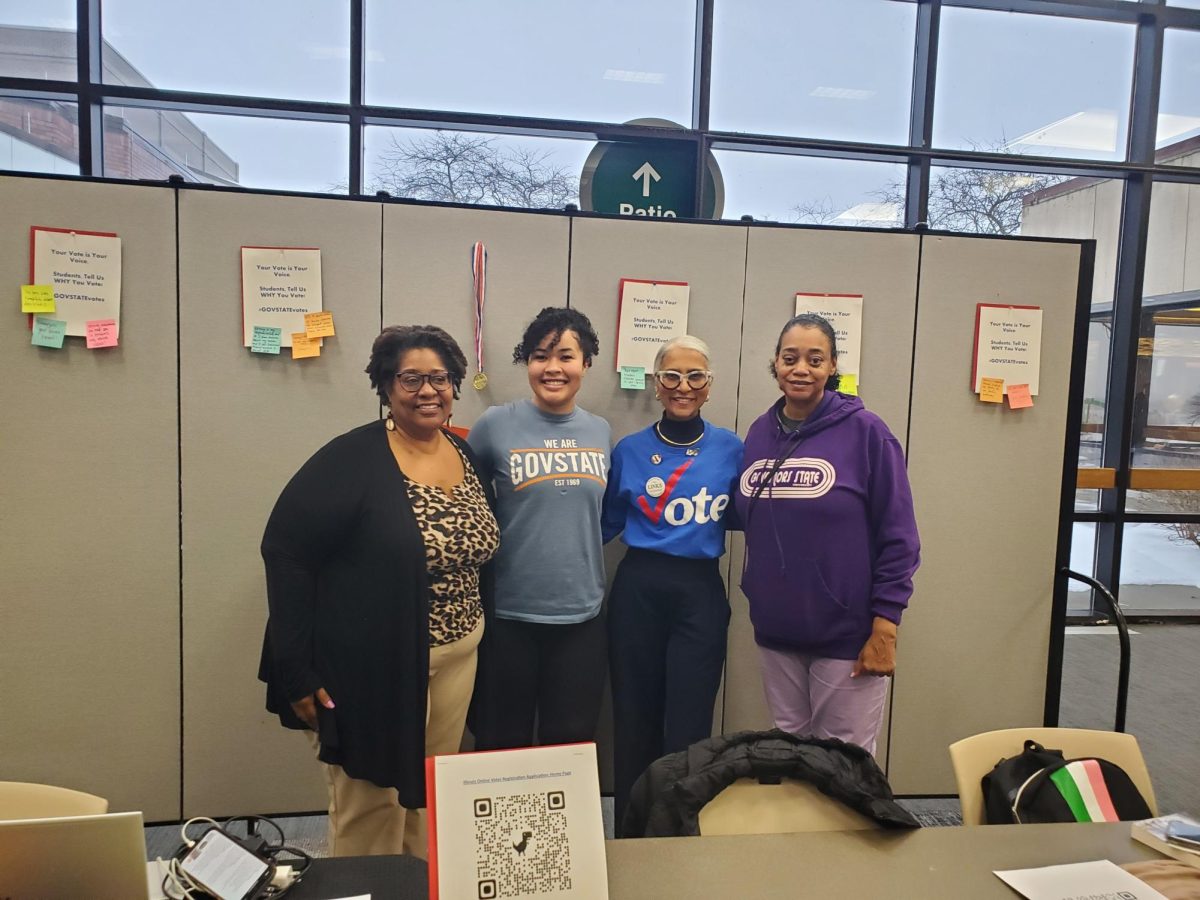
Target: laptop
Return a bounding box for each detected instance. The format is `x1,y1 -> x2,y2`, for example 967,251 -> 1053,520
0,810 -> 150,900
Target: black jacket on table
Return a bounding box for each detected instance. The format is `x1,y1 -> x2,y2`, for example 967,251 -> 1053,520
258,419 -> 495,809
621,729 -> 920,838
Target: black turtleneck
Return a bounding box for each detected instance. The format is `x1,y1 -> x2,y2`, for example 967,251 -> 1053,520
655,413 -> 705,445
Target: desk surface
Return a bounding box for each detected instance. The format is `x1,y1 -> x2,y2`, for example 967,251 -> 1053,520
604,823 -> 1162,899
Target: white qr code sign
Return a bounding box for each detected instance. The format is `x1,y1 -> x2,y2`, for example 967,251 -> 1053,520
428,744 -> 608,900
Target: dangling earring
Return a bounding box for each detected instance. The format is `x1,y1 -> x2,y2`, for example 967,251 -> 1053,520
385,413 -> 396,432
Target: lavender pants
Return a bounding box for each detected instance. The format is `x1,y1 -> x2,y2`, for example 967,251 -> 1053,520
757,646 -> 890,756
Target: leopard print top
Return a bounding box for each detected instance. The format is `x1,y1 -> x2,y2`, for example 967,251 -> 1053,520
406,445 -> 500,647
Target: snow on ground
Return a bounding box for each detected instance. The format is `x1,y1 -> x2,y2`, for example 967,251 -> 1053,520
1069,522 -> 1200,589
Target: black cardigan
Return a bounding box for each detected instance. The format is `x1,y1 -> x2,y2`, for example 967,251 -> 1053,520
258,420 -> 495,808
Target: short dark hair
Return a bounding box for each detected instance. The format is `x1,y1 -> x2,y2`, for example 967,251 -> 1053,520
512,307 -> 600,366
770,313 -> 841,391
366,324 -> 468,403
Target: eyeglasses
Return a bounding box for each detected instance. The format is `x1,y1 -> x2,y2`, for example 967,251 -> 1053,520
395,371 -> 452,392
655,369 -> 713,390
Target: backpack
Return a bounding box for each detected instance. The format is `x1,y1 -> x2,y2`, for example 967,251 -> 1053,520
981,739 -> 1153,825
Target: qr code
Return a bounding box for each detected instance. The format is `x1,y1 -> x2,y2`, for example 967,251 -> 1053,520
473,791 -> 570,899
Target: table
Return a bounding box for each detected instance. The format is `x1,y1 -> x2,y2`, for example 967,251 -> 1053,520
604,822 -> 1162,899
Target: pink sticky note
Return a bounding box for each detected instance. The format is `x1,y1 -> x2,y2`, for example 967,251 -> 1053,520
1007,383 -> 1033,409
85,319 -> 119,349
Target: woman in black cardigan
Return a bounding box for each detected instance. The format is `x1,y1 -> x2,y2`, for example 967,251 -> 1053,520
259,324 -> 499,858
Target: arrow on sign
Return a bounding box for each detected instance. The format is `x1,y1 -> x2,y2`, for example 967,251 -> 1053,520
632,162 -> 661,197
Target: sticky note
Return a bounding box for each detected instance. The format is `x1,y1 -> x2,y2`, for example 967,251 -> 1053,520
292,332 -> 321,359
31,317 -> 67,349
620,366 -> 646,390
304,311 -> 335,339
1007,383 -> 1033,409
21,284 -> 56,313
251,325 -> 282,354
979,377 -> 1004,403
85,319 -> 118,349
838,373 -> 858,396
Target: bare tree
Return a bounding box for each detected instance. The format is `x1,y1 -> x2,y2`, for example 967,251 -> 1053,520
791,197 -> 843,226
368,131 -> 578,209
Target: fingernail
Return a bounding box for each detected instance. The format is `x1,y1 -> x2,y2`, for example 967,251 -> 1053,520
325,699 -> 336,708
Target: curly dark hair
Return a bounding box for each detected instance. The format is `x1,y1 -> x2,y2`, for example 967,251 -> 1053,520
512,306 -> 600,366
769,313 -> 841,391
365,324 -> 468,403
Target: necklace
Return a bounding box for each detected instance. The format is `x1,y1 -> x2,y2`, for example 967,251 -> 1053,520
654,422 -> 704,448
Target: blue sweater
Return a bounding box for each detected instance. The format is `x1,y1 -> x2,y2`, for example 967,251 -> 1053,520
602,421 -> 743,560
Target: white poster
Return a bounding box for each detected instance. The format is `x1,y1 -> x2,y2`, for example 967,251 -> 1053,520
615,278 -> 689,373
241,247 -> 323,348
31,227 -> 122,337
794,292 -> 864,382
428,743 -> 608,900
972,304 -> 1043,395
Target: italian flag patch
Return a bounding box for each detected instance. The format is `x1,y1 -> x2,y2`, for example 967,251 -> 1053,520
1049,760 -> 1120,822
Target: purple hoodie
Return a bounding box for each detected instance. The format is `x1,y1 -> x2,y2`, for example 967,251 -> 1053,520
734,392 -> 920,659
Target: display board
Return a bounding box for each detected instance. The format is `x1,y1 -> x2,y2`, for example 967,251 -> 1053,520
0,177 -> 180,820
0,173 -> 1089,816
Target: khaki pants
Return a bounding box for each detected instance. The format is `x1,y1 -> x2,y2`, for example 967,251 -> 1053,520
310,620 -> 483,858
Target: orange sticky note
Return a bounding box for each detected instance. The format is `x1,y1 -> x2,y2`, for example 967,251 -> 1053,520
85,319 -> 118,349
292,332 -> 321,359
1007,383 -> 1033,409
979,377 -> 1004,403
304,311 -> 335,339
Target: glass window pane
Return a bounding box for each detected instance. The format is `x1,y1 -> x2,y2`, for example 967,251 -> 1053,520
364,0 -> 695,124
712,149 -> 903,225
1118,523 -> 1200,614
1159,29 -> 1200,156
364,126 -> 590,209
0,6 -> 76,80
934,9 -> 1135,161
0,96 -> 79,174
711,0 -> 914,145
103,106 -> 347,193
1017,174 -> 1123,476
100,1 -> 349,102
1067,522 -> 1099,615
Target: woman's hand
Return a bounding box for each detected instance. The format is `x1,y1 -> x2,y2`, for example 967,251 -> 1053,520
291,687 -> 335,730
852,618 -> 897,678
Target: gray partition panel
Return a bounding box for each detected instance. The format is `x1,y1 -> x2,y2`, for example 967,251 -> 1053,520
725,228 -> 920,768
0,176 -> 180,819
381,203 -> 569,429
888,234 -> 1082,794
179,191 -> 383,816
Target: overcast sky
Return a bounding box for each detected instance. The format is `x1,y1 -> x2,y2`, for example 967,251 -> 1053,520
2,0 -> 1199,221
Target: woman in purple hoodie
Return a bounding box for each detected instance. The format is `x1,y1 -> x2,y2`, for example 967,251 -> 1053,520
733,314 -> 920,755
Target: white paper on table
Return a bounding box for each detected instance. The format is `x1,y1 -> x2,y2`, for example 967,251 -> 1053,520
972,304 -> 1043,395
615,279 -> 689,374
994,859 -> 1167,900
430,743 -> 608,900
31,228 -> 122,338
241,247 -> 323,348
794,293 -> 864,384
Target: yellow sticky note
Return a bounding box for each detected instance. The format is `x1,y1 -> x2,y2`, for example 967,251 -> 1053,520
304,311 -> 335,339
979,377 -> 1004,403
1007,383 -> 1033,409
292,332 -> 321,359
21,284 -> 56,314
838,373 -> 858,396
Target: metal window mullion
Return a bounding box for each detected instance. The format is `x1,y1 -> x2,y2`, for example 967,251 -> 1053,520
905,0 -> 940,227
76,0 -> 102,176
350,0 -> 365,195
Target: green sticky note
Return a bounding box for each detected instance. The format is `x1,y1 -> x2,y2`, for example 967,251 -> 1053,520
21,284 -> 56,314
31,317 -> 67,349
620,366 -> 646,390
251,325 -> 282,354
839,373 -> 858,396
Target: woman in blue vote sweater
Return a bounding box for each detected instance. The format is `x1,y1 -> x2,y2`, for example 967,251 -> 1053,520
601,335 -> 743,835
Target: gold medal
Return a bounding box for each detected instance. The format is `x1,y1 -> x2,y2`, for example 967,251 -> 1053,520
473,372 -> 488,390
